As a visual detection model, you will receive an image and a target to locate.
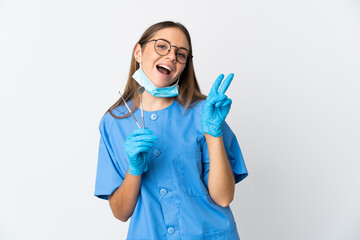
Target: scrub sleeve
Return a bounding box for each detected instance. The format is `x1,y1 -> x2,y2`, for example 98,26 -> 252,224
202,121 -> 248,188
94,115 -> 126,200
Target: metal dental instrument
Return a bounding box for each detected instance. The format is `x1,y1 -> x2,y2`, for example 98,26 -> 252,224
138,86 -> 145,128
118,91 -> 141,129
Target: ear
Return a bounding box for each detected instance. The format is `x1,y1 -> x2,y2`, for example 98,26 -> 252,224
133,43 -> 141,63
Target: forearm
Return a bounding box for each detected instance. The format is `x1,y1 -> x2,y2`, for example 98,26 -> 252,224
108,170 -> 141,222
205,133 -> 235,207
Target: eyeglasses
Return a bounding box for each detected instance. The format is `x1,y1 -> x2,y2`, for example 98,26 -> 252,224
140,38 -> 192,64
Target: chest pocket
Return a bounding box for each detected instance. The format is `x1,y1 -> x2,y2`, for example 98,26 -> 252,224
179,151 -> 209,196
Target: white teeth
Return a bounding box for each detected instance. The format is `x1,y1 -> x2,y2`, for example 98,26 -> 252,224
158,65 -> 172,72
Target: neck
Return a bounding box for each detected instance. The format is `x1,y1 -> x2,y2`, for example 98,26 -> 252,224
140,91 -> 175,111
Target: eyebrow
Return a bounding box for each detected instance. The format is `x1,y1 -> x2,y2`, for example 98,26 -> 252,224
159,38 -> 190,51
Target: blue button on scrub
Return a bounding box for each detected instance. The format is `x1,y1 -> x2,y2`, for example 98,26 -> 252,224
160,188 -> 168,196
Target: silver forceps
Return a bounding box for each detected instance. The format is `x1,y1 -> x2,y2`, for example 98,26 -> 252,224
118,87 -> 145,129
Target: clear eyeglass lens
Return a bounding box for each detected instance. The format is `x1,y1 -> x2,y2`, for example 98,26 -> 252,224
176,49 -> 188,64
155,40 -> 170,55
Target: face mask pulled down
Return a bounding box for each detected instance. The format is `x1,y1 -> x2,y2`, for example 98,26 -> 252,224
132,49 -> 179,98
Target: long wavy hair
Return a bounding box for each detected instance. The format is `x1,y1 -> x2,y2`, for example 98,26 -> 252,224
106,21 -> 206,119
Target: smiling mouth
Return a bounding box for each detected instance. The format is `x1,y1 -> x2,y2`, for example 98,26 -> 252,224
156,65 -> 171,75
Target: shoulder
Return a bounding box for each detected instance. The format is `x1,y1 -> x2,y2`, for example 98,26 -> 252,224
184,99 -> 206,117
99,104 -> 128,134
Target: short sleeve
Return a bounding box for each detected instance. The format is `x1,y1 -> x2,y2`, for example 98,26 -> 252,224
94,116 -> 125,200
202,121 -> 248,188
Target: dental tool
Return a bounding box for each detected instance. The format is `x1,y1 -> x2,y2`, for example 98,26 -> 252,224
138,86 -> 145,128
118,91 -> 141,129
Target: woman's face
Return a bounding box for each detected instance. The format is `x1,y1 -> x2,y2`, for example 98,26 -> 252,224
134,27 -> 190,88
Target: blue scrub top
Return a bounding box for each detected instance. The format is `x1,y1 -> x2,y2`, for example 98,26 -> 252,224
94,99 -> 248,240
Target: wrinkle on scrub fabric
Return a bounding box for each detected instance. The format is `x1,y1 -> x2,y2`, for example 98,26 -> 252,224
94,99 -> 248,240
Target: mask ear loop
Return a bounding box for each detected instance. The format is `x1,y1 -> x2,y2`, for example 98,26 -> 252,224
175,76 -> 180,92
175,76 -> 180,85
171,75 -> 181,92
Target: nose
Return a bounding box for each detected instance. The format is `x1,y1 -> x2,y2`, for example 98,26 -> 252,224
165,47 -> 177,62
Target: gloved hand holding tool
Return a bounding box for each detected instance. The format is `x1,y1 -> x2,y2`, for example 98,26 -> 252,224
202,73 -> 234,137
119,89 -> 157,176
124,128 -> 158,176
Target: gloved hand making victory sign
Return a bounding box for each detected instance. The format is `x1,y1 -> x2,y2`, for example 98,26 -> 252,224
124,128 -> 158,176
202,73 -> 234,137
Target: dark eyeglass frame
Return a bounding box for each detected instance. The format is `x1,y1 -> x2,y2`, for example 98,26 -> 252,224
140,38 -> 192,64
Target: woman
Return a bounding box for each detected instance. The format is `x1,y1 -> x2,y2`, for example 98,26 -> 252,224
94,21 -> 248,239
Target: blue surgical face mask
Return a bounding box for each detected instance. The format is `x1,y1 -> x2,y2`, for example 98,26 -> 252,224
132,48 -> 180,98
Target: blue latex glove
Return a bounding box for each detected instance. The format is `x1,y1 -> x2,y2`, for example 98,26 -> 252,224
202,73 -> 234,137
124,128 -> 158,176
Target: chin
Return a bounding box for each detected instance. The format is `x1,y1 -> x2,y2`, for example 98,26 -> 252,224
151,77 -> 176,88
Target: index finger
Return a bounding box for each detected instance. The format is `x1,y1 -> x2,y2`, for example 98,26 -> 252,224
218,73 -> 234,95
211,74 -> 225,93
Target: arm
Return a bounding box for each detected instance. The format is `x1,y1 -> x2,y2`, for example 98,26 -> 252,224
201,73 -> 236,207
205,134 -> 235,207
108,170 -> 141,222
109,128 -> 157,222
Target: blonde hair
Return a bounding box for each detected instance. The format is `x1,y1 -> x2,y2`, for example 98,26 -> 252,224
106,21 -> 206,119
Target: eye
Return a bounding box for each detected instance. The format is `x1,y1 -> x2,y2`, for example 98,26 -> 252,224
157,44 -> 166,50
177,52 -> 186,59
177,49 -> 189,60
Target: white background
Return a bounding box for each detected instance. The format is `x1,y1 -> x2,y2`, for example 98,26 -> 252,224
1,0 -> 359,239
